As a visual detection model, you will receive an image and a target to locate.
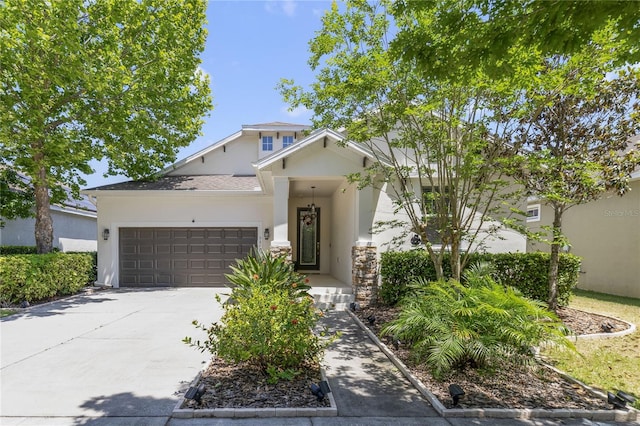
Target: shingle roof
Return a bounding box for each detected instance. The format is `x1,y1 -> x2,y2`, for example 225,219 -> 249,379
85,175 -> 261,192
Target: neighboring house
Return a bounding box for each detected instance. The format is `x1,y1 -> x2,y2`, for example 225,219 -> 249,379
83,122 -> 525,303
0,174 -> 98,252
525,140 -> 640,299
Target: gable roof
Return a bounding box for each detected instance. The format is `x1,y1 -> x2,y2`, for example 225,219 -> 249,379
253,127 -> 379,170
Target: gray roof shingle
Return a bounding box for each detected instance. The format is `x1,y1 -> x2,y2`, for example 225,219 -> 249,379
85,175 -> 261,192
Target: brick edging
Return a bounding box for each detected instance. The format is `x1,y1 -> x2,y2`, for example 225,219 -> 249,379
347,309 -> 638,422
171,362 -> 337,419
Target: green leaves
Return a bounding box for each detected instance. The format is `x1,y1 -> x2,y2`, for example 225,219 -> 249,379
185,251 -> 336,383
1,0 -> 212,251
381,274 -> 575,378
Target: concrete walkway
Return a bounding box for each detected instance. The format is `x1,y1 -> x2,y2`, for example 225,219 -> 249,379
1,288 -> 635,426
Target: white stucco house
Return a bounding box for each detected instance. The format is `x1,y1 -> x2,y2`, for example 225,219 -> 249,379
1,173 -> 97,252
83,122 -> 525,302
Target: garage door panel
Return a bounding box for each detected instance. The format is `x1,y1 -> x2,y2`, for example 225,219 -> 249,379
190,244 -> 205,254
119,227 -> 256,287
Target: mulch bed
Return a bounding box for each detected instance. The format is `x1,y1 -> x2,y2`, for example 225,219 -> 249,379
354,305 -> 629,410
183,305 -> 631,411
181,358 -> 330,409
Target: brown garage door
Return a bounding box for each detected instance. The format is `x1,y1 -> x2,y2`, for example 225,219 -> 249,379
119,227 -> 257,287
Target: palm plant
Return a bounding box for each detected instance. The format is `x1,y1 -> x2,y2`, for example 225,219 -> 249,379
381,270 -> 574,378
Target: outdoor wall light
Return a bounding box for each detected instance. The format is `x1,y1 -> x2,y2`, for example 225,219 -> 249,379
102,228 -> 110,241
264,228 -> 270,240
185,383 -> 207,403
410,233 -> 421,246
448,384 -> 465,406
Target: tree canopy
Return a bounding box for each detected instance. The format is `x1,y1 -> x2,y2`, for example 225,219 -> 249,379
392,0 -> 640,80
0,0 -> 212,252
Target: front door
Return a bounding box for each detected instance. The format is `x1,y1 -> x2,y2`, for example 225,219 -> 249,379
297,207 -> 320,270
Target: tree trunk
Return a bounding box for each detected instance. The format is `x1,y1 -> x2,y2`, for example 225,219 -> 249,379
450,231 -> 461,281
33,162 -> 54,254
547,208 -> 563,311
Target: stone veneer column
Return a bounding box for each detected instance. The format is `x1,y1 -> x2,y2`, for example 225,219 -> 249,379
352,244 -> 378,307
270,245 -> 292,264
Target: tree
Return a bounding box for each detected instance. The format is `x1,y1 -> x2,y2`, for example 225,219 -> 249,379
279,0 -> 522,281
0,0 -> 212,253
509,43 -> 640,310
392,0 -> 640,81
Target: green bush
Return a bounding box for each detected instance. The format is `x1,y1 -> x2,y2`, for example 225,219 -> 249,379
0,253 -> 94,304
379,251 -> 581,306
0,246 -> 38,255
184,250 -> 337,384
381,268 -> 575,378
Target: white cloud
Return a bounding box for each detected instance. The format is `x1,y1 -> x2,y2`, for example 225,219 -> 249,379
282,104 -> 310,118
264,0 -> 297,17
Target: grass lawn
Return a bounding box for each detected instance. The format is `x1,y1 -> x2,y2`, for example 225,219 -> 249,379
543,289 -> 640,409
1,308 -> 18,318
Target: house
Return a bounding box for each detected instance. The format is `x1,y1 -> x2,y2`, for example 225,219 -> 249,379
0,172 -> 98,252
526,161 -> 640,299
83,122 -> 525,305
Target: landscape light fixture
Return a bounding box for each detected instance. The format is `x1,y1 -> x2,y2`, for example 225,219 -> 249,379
310,380 -> 331,401
349,302 -> 359,312
615,389 -> 637,405
448,384 -> 465,406
185,383 -> 207,403
392,337 -> 401,350
102,228 -> 110,240
608,391 -> 627,409
366,315 -> 376,325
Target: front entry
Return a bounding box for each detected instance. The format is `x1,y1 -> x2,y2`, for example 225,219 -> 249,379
297,207 -> 320,270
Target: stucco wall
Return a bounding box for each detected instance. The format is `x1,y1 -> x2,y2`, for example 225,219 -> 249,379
1,210 -> 97,251
96,194 -> 272,286
527,180 -> 640,299
330,181 -> 357,284
167,138 -> 258,176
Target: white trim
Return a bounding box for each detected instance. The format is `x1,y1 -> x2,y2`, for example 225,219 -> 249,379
526,204 -> 541,222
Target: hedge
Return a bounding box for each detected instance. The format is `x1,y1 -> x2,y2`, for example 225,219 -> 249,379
0,246 -> 39,255
380,250 -> 581,307
0,252 -> 94,304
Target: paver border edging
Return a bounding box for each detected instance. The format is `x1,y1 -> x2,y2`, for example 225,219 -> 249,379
171,362 -> 337,419
574,316 -> 636,339
346,309 -> 638,422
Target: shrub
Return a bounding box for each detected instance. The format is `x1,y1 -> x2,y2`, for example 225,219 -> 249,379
379,251 -> 581,306
184,250 -> 337,384
0,246 -> 38,255
381,269 -> 575,378
0,253 -> 93,304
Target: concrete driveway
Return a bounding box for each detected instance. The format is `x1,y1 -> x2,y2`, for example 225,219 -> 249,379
1,287 -> 225,425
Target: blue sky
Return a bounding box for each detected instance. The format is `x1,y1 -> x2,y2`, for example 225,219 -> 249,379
83,0 -> 335,188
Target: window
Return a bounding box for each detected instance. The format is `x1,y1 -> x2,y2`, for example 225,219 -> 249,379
283,135 -> 294,148
262,136 -> 273,151
526,204 -> 540,222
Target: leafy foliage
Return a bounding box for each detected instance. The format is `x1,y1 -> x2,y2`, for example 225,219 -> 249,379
381,273 -> 575,378
184,251 -> 337,384
393,0 -> 640,80
0,0 -> 212,252
0,253 -> 93,304
380,250 -> 581,307
279,0 -> 523,282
